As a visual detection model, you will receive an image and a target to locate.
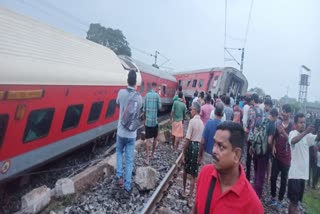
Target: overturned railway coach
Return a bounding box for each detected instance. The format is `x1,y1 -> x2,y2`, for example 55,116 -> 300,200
0,8 -> 142,182
174,67 -> 248,99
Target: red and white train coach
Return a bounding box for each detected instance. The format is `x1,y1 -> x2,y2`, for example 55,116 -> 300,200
174,67 -> 248,99
0,8 -> 141,182
119,56 -> 177,110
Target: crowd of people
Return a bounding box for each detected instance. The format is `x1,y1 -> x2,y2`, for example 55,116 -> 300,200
115,70 -> 320,214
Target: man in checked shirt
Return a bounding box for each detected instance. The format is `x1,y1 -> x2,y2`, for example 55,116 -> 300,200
143,82 -> 161,165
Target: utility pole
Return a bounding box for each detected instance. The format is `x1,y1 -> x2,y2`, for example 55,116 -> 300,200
151,51 -> 160,68
240,48 -> 244,72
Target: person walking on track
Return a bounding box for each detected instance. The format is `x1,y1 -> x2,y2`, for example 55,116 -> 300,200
171,91 -> 186,150
143,82 -> 161,165
115,70 -> 142,193
180,102 -> 204,208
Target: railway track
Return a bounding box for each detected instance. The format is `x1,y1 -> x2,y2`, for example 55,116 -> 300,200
141,152 -> 183,214
141,149 -> 192,214
0,113 -> 171,214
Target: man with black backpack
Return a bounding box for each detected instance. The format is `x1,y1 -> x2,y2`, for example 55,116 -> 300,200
115,70 -> 142,194
251,108 -> 278,198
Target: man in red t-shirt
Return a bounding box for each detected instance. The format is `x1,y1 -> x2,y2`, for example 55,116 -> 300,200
192,121 -> 264,214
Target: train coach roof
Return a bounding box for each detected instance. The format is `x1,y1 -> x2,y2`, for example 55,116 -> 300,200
128,57 -> 177,82
0,7 -> 140,86
174,67 -> 224,75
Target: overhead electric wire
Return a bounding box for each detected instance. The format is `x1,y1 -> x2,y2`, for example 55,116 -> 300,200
14,0 -> 88,32
224,0 -> 228,65
12,1 -> 178,70
130,46 -> 153,57
39,0 -> 90,28
243,0 -> 255,48
225,48 -> 240,66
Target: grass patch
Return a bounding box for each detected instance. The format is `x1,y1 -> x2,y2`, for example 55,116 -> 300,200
303,188 -> 320,214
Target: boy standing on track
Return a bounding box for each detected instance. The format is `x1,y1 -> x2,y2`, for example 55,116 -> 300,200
287,113 -> 319,214
192,121 -> 264,213
115,70 -> 142,193
143,82 -> 161,165
180,102 -> 204,208
171,91 -> 186,150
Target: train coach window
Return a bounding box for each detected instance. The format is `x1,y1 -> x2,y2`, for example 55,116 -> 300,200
105,99 -> 117,118
187,80 -> 191,87
88,101 -> 103,123
140,81 -> 144,93
23,108 -> 54,143
62,104 -> 83,131
199,79 -> 204,88
0,114 -> 9,146
192,79 -> 197,87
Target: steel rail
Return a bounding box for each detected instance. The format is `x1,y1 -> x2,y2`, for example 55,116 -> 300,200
140,152 -> 183,214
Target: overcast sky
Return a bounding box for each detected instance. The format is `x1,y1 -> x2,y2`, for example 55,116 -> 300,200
1,0 -> 319,101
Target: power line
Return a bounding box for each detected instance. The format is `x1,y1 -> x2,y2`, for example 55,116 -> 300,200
224,0 -> 228,66
13,1 -> 176,70
130,46 -> 152,56
14,0 -> 88,32
225,48 -> 240,66
243,0 -> 255,48
38,0 -> 90,28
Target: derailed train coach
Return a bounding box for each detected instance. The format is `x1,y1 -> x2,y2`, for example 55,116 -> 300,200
119,55 -> 177,111
174,67 -> 248,100
0,7 -> 249,183
0,7 -> 141,183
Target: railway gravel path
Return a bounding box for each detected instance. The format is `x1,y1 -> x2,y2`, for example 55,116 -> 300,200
0,114 -> 170,214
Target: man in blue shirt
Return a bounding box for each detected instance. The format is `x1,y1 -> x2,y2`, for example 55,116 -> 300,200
143,82 -> 161,165
198,102 -> 224,165
116,70 -> 142,193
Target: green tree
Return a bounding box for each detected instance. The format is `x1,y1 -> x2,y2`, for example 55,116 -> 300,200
86,23 -> 131,56
278,95 -> 301,113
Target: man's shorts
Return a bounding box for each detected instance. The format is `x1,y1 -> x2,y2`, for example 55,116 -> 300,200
145,125 -> 158,139
288,179 -> 305,204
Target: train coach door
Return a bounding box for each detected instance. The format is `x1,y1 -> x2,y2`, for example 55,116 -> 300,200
0,114 -> 9,147
161,84 -> 167,97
